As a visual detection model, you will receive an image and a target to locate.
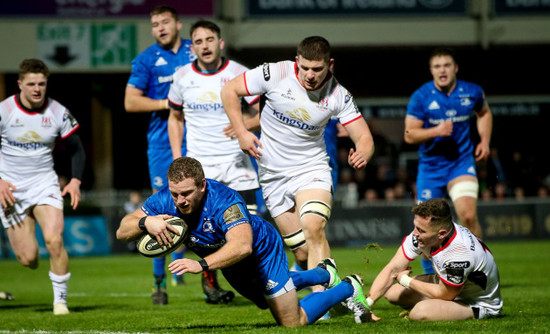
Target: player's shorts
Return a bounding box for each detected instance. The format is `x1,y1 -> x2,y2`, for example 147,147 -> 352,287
201,155 -> 259,192
417,153 -> 477,201
1,171 -> 63,228
221,221 -> 294,309
259,166 -> 332,218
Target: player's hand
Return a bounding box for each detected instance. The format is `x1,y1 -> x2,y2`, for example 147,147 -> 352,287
396,268 -> 412,282
436,120 -> 453,137
237,130 -> 263,160
369,310 -> 381,322
223,124 -> 237,139
348,148 -> 367,170
0,179 -> 17,209
168,258 -> 203,275
61,178 -> 81,210
474,142 -> 490,162
145,215 -> 180,246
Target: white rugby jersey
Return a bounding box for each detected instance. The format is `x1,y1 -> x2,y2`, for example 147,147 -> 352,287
243,61 -> 362,174
168,59 -> 258,164
0,95 -> 79,188
402,223 -> 503,311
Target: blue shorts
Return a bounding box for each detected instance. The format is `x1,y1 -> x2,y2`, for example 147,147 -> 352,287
147,146 -> 186,191
221,223 -> 292,309
417,154 -> 477,201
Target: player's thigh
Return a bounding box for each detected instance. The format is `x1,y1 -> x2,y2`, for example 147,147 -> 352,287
267,289 -> 304,327
295,188 -> 332,228
147,147 -> 171,191
410,299 -> 474,321
273,209 -> 302,235
33,205 -> 64,240
6,216 -> 38,255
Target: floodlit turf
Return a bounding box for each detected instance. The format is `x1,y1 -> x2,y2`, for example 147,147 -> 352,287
1,240 -> 548,333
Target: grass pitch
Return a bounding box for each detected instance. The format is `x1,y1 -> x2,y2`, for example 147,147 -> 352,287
0,240 -> 548,333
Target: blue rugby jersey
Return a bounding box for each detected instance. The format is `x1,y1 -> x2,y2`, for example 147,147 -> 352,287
141,179 -> 279,260
127,38 -> 195,149
406,80 -> 485,165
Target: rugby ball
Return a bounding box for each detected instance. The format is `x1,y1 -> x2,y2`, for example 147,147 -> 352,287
136,217 -> 188,258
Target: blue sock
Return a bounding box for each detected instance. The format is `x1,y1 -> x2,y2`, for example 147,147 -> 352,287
300,281 -> 354,324
153,257 -> 166,286
421,257 -> 435,274
171,249 -> 185,279
290,267 -> 329,291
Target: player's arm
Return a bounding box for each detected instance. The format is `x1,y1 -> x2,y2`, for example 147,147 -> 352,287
404,116 -> 453,145
168,108 -> 184,160
396,270 -> 463,300
344,117 -> 374,170
61,133 -> 85,210
221,74 -> 262,159
368,245 -> 412,305
116,209 -> 178,244
124,86 -> 168,113
168,223 -> 253,275
474,102 -> 493,161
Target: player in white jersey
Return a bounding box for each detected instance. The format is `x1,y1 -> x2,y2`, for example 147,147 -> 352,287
167,20 -> 261,304
221,37 -> 374,289
365,198 -> 502,321
0,59 -> 85,315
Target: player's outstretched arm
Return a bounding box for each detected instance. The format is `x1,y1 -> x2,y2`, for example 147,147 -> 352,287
117,210 -> 178,244
368,246 -> 411,306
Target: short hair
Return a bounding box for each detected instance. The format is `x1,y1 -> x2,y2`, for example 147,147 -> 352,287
429,47 -> 457,66
297,36 -> 331,63
150,5 -> 179,21
167,157 -> 204,186
18,59 -> 50,81
411,198 -> 453,230
190,20 -> 221,38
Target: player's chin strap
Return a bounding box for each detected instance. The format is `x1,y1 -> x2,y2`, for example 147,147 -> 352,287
282,229 -> 306,250
299,200 -> 332,222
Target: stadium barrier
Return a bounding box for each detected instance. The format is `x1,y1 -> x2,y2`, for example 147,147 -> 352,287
1,195 -> 548,258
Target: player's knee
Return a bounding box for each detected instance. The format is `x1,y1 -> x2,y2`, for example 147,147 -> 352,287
283,229 -> 307,251
16,251 -> 39,269
43,234 -> 64,255
409,301 -> 430,321
299,200 -> 330,234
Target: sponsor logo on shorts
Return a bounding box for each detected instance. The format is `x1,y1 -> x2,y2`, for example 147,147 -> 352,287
262,63 -> 270,81
266,279 -> 279,290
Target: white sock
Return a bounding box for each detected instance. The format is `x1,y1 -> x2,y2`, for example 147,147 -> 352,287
49,271 -> 71,305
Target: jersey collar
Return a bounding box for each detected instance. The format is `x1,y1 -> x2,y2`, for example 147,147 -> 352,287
14,94 -> 49,115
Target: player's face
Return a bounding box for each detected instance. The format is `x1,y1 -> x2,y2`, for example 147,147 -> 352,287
151,11 -> 181,50
191,27 -> 224,71
296,55 -> 333,90
18,73 -> 47,109
430,55 -> 458,93
169,177 -> 206,215
411,215 -> 440,249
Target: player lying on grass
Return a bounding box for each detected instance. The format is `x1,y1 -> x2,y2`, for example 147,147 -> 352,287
117,157 -> 375,326
366,198 -> 502,321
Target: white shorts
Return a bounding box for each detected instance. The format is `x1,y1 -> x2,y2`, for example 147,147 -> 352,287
1,172 -> 63,228
259,167 -> 332,218
202,155 -> 259,192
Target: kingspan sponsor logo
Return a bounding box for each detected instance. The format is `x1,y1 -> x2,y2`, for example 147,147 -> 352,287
7,140 -> 48,150
272,110 -> 321,131
188,102 -> 224,112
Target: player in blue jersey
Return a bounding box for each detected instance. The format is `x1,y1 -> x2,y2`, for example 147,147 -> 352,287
117,157 -> 375,326
124,5 -> 229,305
404,48 -> 493,274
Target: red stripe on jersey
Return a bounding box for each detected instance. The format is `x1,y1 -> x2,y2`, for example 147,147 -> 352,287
168,98 -> 182,108
341,115 -> 362,126
431,226 -> 457,257
439,275 -> 466,288
61,124 -> 80,139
